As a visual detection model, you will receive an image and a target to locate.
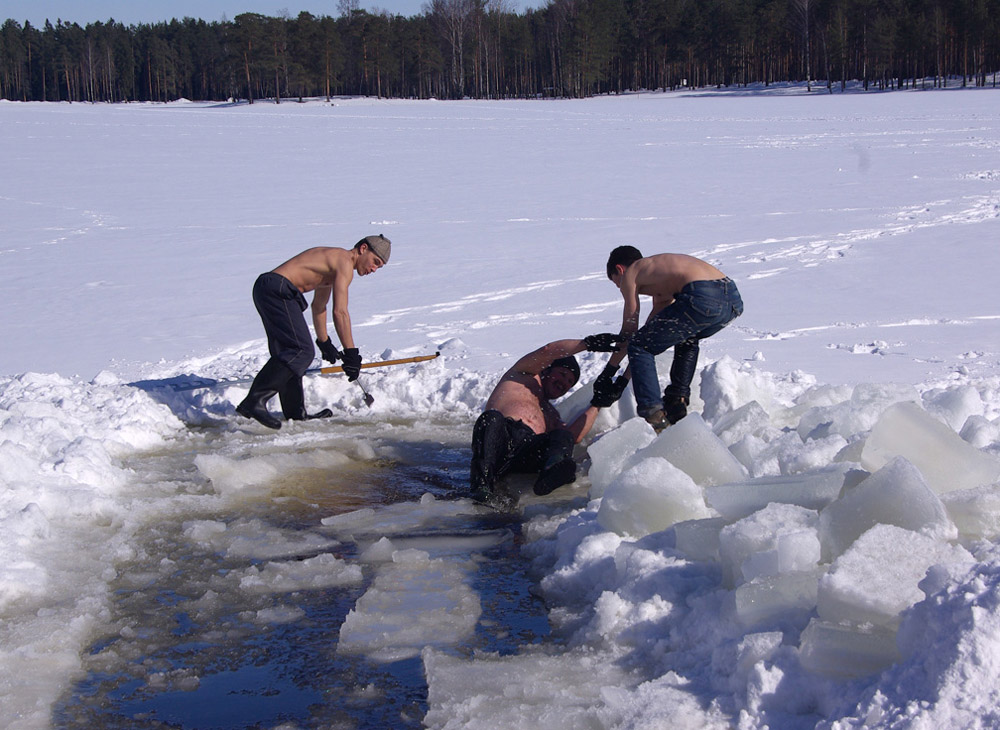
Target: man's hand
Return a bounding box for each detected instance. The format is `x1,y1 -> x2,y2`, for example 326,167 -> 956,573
342,348 -> 363,381
584,333 -> 626,352
316,338 -> 342,364
590,362 -> 630,408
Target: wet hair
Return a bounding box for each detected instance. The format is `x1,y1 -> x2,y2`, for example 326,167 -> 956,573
606,245 -> 643,279
546,355 -> 580,385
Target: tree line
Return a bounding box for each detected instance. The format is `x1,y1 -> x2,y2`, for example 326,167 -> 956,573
1,0 -> 998,103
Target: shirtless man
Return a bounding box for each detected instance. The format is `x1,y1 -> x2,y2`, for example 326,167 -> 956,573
470,334 -> 624,509
235,235 -> 391,429
604,245 -> 743,431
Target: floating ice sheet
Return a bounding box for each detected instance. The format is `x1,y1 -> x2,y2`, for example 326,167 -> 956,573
423,646 -> 633,730
338,549 -> 481,662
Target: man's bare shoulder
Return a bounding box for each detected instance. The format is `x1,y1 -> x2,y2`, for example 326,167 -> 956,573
274,247 -> 352,291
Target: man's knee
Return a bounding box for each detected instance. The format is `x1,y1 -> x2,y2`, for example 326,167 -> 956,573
475,409 -> 505,433
546,428 -> 575,460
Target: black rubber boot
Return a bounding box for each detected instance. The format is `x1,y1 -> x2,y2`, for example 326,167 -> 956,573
533,458 -> 577,496
662,394 -> 689,425
278,365 -> 334,420
235,358 -> 287,429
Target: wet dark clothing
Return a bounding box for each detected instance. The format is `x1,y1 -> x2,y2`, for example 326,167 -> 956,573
470,409 -> 574,503
249,272 -> 315,420
252,272 -> 315,376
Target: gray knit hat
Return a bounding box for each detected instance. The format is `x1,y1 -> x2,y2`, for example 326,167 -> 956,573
359,234 -> 391,263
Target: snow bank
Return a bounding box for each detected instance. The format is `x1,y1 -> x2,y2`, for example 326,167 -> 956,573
3,338 -> 1000,729
507,359 -> 1000,728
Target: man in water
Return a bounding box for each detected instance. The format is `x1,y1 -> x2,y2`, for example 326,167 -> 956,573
603,245 -> 743,431
236,234 -> 391,429
470,334 -> 628,509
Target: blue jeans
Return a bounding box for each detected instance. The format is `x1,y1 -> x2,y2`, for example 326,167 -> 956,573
628,277 -> 743,415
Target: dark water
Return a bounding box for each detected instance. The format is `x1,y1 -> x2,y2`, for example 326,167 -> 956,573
53,428 -> 551,730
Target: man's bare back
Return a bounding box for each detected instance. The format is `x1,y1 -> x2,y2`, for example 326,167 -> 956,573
628,253 -> 726,314
485,371 -> 564,435
273,247 -> 354,293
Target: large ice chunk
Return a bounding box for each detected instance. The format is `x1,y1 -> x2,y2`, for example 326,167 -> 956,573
718,503 -> 820,587
960,415 -> 1000,449
699,355 -> 781,424
796,383 -> 918,441
861,401 -> 1000,494
817,524 -> 973,628
704,464 -> 858,521
712,400 -> 775,447
922,384 -> 985,433
596,457 -> 711,538
672,517 -> 727,561
632,413 -> 747,487
734,568 -> 823,629
798,619 -> 900,679
818,456 -> 954,560
941,483 -> 1000,540
587,417 -> 657,498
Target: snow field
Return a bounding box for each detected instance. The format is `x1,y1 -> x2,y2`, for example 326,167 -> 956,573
2,90 -> 1000,728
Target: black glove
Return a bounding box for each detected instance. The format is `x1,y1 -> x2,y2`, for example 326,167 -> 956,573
584,333 -> 626,352
341,348 -> 362,381
590,363 -> 630,408
316,337 -> 342,364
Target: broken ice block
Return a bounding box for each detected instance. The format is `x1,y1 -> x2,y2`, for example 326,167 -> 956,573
798,619 -> 900,679
922,385 -> 985,433
817,524 -> 973,628
705,464 -> 857,521
942,483 -> 1000,540
960,415 -> 1000,449
587,417 -> 657,498
672,517 -> 727,561
819,456 -> 954,560
734,568 -> 823,628
596,457 -> 711,538
718,503 -> 820,587
861,401 -> 1000,494
797,383 -> 919,441
634,413 -> 747,487
712,400 -> 774,447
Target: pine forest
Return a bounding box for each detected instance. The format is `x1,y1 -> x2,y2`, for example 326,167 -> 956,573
1,0 -> 999,103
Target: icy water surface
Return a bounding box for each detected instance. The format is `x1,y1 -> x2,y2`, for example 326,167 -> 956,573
53,418 -> 552,729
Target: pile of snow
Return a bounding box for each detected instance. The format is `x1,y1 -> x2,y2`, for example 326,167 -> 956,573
455,353 -> 1000,729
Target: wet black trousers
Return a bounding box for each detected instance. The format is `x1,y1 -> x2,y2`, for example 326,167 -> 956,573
249,272 -> 315,419
470,410 -> 574,494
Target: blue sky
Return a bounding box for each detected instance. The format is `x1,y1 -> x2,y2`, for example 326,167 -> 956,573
1,0 -> 522,26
